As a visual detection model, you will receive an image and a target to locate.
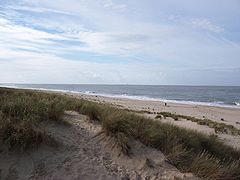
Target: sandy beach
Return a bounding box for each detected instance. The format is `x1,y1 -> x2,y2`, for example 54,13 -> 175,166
62,92 -> 240,149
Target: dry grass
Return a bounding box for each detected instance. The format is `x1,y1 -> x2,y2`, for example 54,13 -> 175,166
69,96 -> 240,179
106,113 -> 240,179
156,112 -> 240,135
111,114 -> 239,178
0,88 -> 69,150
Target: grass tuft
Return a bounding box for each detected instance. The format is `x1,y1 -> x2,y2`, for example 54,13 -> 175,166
0,88 -> 69,150
156,112 -> 240,135
1,120 -> 42,150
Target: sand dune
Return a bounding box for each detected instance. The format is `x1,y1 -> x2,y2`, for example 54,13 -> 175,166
0,111 -> 196,180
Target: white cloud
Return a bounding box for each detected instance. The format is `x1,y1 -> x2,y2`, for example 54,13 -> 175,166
0,0 -> 239,85
102,0 -> 127,11
191,18 -> 224,32
7,5 -> 72,15
0,53 -> 165,84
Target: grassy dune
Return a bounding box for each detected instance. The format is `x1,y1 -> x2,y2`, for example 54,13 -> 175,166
0,88 -> 68,150
156,112 -> 240,135
0,88 -> 240,179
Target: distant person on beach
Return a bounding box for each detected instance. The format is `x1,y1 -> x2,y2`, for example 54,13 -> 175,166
165,103 -> 167,106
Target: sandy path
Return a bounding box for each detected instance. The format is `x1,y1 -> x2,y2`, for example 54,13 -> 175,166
0,113 -> 120,180
0,111 -> 196,180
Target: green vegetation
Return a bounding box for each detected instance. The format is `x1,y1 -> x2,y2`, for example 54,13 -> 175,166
69,98 -> 240,179
156,112 -> 240,135
0,88 -> 68,150
1,88 -> 240,179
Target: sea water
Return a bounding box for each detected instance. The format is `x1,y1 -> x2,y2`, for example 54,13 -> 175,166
1,84 -> 240,108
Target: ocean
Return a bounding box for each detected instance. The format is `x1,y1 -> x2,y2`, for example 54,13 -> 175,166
1,84 -> 240,108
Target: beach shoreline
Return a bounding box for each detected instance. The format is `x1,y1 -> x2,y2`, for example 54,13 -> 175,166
2,86 -> 240,127
2,87 -> 240,148
63,91 -> 240,126
1,85 -> 239,109
62,91 -> 240,149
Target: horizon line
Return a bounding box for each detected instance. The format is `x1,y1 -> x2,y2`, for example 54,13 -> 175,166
1,83 -> 240,87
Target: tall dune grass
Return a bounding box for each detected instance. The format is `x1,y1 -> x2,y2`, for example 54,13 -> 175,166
0,88 -> 68,150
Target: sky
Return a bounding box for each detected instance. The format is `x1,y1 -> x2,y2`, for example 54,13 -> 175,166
0,0 -> 240,85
